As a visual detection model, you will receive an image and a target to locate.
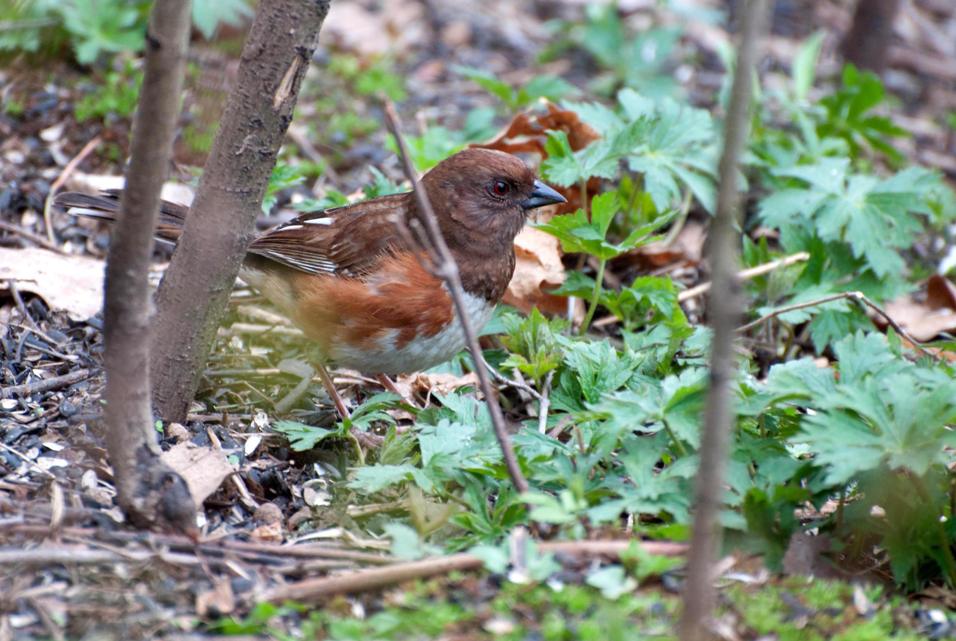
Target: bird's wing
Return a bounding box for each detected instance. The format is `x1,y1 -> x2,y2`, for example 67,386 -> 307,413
247,192 -> 417,277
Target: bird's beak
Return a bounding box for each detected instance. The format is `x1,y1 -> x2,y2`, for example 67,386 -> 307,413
521,180 -> 567,210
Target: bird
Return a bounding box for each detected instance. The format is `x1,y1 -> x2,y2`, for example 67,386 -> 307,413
55,148 -> 566,417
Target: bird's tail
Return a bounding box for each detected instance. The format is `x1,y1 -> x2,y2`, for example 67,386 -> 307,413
53,189 -> 189,244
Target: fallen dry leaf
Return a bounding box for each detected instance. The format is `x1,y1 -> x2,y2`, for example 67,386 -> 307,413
195,578 -> 236,617
630,220 -> 706,270
0,247 -> 103,320
472,101 -> 601,214
883,275 -> 956,342
160,441 -> 233,506
392,371 -> 480,402
249,521 -> 284,543
504,226 -> 567,315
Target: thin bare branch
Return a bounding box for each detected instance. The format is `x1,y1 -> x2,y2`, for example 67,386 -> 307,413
593,250 -> 811,329
42,135 -> 101,243
382,100 -> 529,495
263,540 -> 688,603
679,2 -> 771,640
101,0 -> 195,533
737,290 -> 937,360
1,368 -> 93,399
677,251 -> 809,302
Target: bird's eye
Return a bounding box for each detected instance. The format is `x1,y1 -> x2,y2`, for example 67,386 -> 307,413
490,180 -> 511,197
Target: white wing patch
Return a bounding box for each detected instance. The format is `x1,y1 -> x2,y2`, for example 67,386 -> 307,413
257,249 -> 337,274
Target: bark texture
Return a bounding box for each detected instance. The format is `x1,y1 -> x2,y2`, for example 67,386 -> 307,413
150,0 -> 331,421
678,1 -> 770,639
841,0 -> 902,74
104,0 -> 194,532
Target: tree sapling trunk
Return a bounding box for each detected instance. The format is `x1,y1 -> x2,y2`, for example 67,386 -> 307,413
150,0 -> 331,422
678,1 -> 771,639
103,0 -> 195,532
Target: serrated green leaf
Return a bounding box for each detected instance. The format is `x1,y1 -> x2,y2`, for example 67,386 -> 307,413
272,420 -> 334,451
792,31 -> 824,101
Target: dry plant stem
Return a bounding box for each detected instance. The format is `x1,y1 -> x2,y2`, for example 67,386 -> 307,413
0,220 -> 66,253
736,290 -> 937,360
101,0 -> 195,533
5,522 -> 396,565
0,442 -> 56,479
264,539 -> 688,603
677,251 -> 809,302
678,2 -> 770,640
383,101 -> 530,495
537,371 -> 554,433
8,281 -> 39,331
42,135 -> 101,243
150,0 -> 330,422
0,368 -> 93,399
315,362 -> 349,418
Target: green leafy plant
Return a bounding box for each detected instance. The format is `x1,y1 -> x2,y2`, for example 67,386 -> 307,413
751,332 -> 956,587
818,64 -> 908,164
454,64 -> 576,111
545,3 -> 682,98
262,164 -> 307,214
500,308 -> 568,386
537,192 -> 673,333
385,108 -> 497,172
74,61 -> 143,123
1,0 -> 252,63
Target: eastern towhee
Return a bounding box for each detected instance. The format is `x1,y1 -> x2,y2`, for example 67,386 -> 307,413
55,148 -> 566,416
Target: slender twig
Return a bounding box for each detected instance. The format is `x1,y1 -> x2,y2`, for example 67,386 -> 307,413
263,539 -> 688,603
5,522 -> 395,564
661,189 -> 694,247
679,2 -> 770,640
579,257 -> 607,335
736,290 -> 937,360
736,292 -> 852,333
483,357 -> 543,402
0,368 -> 93,399
0,443 -> 56,479
7,280 -> 39,331
383,101 -> 529,494
537,371 -> 554,434
0,220 -> 66,253
9,322 -> 68,349
592,251 -> 810,328
42,136 -> 101,243
678,251 -> 809,302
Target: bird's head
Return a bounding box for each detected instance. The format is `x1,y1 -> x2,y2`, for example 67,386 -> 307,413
421,148 -> 566,255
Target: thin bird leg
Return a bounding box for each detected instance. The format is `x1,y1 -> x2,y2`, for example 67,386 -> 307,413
376,374 -> 403,396
316,363 -> 384,449
315,362 -> 350,419
374,373 -> 416,404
